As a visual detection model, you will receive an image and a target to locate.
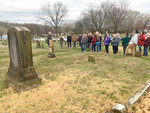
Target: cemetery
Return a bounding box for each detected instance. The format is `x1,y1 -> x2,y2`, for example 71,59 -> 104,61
0,27 -> 149,112
0,0 -> 150,113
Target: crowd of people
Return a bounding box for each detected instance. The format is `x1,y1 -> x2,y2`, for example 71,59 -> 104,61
47,30 -> 150,57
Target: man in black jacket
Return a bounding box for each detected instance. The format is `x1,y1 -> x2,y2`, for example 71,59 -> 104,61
78,34 -> 82,47
67,33 -> 72,47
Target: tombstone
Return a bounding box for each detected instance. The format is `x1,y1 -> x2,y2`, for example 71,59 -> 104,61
36,40 -> 41,48
48,40 -> 56,58
88,55 -> 95,62
6,27 -> 42,92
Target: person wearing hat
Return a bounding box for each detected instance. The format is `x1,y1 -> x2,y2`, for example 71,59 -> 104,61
125,30 -> 139,56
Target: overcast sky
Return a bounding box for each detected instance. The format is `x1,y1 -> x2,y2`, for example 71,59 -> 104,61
0,0 -> 150,23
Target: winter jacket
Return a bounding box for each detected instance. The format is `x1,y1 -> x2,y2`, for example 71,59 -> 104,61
67,36 -> 72,42
104,36 -> 111,46
81,37 -> 88,44
78,36 -> 82,42
72,36 -> 77,42
144,37 -> 150,47
138,34 -> 145,46
92,37 -> 96,45
129,34 -> 138,45
111,37 -> 118,46
117,36 -> 121,45
122,36 -> 129,46
88,36 -> 93,43
47,35 -> 52,45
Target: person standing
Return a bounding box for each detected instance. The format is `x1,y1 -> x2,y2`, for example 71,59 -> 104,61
122,33 -> 129,55
138,31 -> 145,52
111,34 -> 118,54
143,33 -> 150,56
67,33 -> 72,47
78,34 -> 82,47
81,34 -> 88,52
104,34 -> 111,53
95,32 -> 100,52
99,33 -> 102,51
125,30 -> 139,57
72,35 -> 77,48
47,32 -> 53,46
60,33 -> 64,48
116,33 -> 121,53
92,34 -> 96,52
87,33 -> 93,51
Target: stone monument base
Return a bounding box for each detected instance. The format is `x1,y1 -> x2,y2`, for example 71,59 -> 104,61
6,74 -> 42,92
48,53 -> 56,58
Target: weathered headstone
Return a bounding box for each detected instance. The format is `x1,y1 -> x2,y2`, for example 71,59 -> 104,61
88,55 -> 95,62
36,40 -> 41,48
48,40 -> 56,58
6,27 -> 42,92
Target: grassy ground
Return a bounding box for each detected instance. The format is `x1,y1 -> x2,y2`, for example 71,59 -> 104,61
0,41 -> 150,113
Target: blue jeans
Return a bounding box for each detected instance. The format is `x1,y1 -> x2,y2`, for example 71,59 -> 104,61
123,45 -> 127,55
92,44 -> 96,52
143,46 -> 148,56
81,43 -> 84,51
73,42 -> 76,48
135,45 -> 137,52
83,43 -> 87,52
113,46 -> 117,54
139,45 -> 142,52
96,42 -> 100,52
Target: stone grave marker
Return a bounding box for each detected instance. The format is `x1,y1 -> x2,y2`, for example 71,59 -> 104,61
88,55 -> 95,62
36,40 -> 41,48
48,40 -> 56,58
6,27 -> 42,92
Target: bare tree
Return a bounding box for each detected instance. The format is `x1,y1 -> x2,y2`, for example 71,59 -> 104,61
79,3 -> 107,33
39,2 -> 68,34
125,10 -> 141,32
136,14 -> 150,31
103,0 -> 129,33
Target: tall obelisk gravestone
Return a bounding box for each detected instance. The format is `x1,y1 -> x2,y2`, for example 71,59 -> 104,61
6,27 -> 41,92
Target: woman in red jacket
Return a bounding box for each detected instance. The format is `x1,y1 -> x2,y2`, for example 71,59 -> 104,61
138,31 -> 145,52
92,34 -> 96,52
